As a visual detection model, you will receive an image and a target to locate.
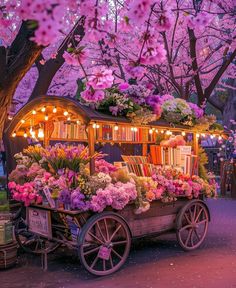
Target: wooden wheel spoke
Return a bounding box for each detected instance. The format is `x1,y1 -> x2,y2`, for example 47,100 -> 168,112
190,230 -> 194,247
109,224 -> 122,242
197,219 -> 207,225
90,256 -> 99,269
104,219 -> 110,242
179,224 -> 192,233
195,208 -> 203,222
193,205 -> 197,221
103,259 -> 106,271
185,229 -> 193,247
88,231 -> 105,245
184,213 -> 192,225
112,240 -> 128,246
111,248 -> 123,260
109,255 -> 114,269
194,229 -> 201,241
84,246 -> 100,256
96,221 -> 107,243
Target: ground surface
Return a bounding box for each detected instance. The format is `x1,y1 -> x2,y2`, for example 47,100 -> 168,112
1,198 -> 236,288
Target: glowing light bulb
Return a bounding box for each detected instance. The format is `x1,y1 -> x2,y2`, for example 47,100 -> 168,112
210,135 -> 214,139
53,107 -> 57,113
92,123 -> 97,129
45,114 -> 49,121
21,119 -> 25,124
161,130 -> 164,134
96,124 -> 100,129
76,120 -> 81,125
155,129 -> 158,133
8,115 -> 13,120
12,131 -> 16,137
196,133 -> 200,138
131,127 -> 134,131
38,128 -> 44,138
41,106 -> 46,112
64,111 -> 68,116
201,133 -> 205,137
149,128 -> 153,134
32,110 -> 36,115
24,132 -> 27,138
182,131 -> 186,136
114,125 -> 119,131
67,116 -> 71,121
133,127 -> 138,132
218,135 -> 222,140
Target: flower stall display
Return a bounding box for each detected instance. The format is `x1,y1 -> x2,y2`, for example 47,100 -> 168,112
8,144 -> 217,213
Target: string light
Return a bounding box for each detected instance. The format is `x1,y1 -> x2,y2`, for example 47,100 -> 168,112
92,123 -> 97,129
45,114 -> 49,121
41,106 -> 46,112
76,120 -> 81,125
218,135 -> 222,140
21,119 -> 25,124
96,124 -> 100,129
114,124 -> 119,131
196,133 -> 200,138
64,111 -> 68,116
38,128 -> 44,138
155,129 -> 158,133
149,128 -> 153,134
53,106 -> 57,113
67,116 -> 71,121
181,131 -> 186,136
166,130 -> 172,135
32,110 -> 36,115
201,133 -> 205,137
12,131 -> 16,137
161,130 -> 164,134
23,132 -> 27,138
133,127 -> 138,132
210,134 -> 214,139
131,127 -> 134,131
8,115 -> 13,120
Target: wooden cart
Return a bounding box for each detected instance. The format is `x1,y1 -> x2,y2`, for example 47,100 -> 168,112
14,197 -> 210,276
6,95 -> 211,275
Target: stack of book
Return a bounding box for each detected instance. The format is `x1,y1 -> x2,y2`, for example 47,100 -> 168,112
150,145 -> 198,176
121,155 -> 155,177
50,121 -> 87,140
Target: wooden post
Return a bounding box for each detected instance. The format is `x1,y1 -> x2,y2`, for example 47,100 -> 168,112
88,124 -> 95,175
193,132 -> 199,156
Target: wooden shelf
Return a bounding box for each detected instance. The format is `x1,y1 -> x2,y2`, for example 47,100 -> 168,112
49,138 -> 88,142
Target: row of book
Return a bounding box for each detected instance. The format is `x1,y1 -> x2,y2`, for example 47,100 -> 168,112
101,125 -> 151,142
121,155 -> 154,177
150,145 -> 198,176
50,121 -> 87,140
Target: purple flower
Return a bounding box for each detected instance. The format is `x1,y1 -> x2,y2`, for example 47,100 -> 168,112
109,106 -> 119,116
59,189 -> 71,205
189,103 -> 204,119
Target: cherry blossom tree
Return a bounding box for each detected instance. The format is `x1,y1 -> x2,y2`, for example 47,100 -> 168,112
0,0 -> 236,138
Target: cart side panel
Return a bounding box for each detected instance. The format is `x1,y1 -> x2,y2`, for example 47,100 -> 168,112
119,199 -> 189,237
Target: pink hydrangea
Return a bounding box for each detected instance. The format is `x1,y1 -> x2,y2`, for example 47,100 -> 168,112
95,159 -> 117,174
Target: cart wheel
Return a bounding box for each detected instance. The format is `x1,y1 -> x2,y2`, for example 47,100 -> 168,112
78,212 -> 131,276
15,216 -> 60,254
176,200 -> 209,251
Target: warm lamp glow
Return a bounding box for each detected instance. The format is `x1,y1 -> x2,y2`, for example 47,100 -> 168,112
32,110 -> 36,115
182,131 -> 186,136
45,114 -> 49,121
133,127 -> 138,132
8,115 -> 13,120
21,119 -> 25,124
41,106 -> 46,112
149,128 -> 153,134
38,128 -> 44,138
53,107 -> 57,113
67,116 -> 71,121
114,125 -> 119,131
64,111 -> 69,116
218,135 -> 222,140
92,123 -> 97,129
23,132 -> 27,138
196,133 -> 200,138
76,120 -> 81,125
12,131 -> 16,137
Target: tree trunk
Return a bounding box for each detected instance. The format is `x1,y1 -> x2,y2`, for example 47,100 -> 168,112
223,79 -> 236,130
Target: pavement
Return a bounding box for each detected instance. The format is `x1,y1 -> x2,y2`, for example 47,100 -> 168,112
1,198 -> 236,288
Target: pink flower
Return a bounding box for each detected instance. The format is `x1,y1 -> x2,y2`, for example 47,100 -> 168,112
140,44 -> 167,65
87,67 -> 114,90
118,82 -> 130,91
8,181 -> 16,189
81,88 -> 105,103
155,12 -> 172,32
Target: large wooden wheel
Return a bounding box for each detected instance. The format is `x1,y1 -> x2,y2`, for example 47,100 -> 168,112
15,215 -> 60,254
78,212 -> 131,276
176,200 -> 209,251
